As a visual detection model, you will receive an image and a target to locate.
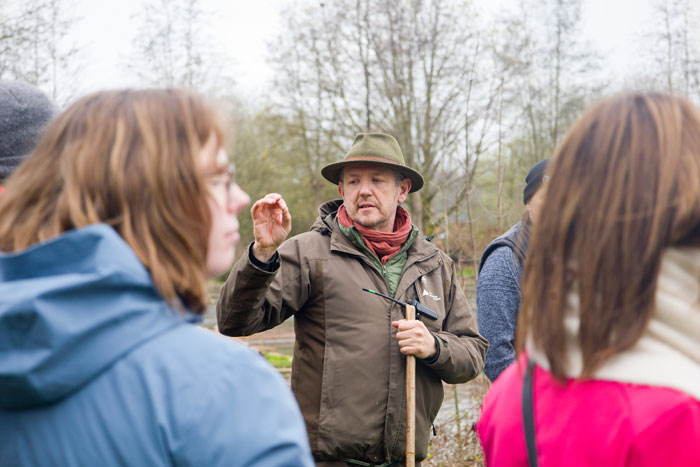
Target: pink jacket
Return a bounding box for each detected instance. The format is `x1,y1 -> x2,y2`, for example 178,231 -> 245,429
477,355 -> 700,466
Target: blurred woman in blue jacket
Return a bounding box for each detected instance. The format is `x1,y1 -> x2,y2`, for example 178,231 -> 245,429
0,89 -> 314,466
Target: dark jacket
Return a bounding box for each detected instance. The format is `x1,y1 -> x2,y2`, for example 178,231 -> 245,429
478,221 -> 529,273
0,224 -> 313,466
217,200 -> 488,464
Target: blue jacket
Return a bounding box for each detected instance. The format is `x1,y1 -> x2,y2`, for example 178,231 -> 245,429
0,224 -> 313,466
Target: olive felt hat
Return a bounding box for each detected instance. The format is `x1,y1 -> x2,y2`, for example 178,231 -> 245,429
321,133 -> 424,193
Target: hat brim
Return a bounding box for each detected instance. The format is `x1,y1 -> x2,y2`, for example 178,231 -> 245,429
321,159 -> 424,193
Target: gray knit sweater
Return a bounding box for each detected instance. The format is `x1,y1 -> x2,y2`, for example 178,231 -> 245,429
477,246 -> 522,381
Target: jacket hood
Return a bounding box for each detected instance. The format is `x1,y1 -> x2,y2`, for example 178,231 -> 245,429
311,199 -> 343,232
0,224 -> 186,409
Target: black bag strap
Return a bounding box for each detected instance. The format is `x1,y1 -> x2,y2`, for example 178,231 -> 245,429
522,358 -> 539,467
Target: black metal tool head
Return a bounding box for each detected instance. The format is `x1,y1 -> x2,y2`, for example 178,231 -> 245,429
407,299 -> 438,320
362,288 -> 437,320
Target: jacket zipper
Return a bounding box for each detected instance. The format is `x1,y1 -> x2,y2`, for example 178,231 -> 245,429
352,249 -> 440,295
330,225 -> 440,295
355,255 -> 391,292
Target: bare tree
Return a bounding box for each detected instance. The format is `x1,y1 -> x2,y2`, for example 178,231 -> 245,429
0,0 -> 81,105
646,0 -> 700,100
268,5 -> 346,211
128,0 -> 232,92
270,0 -> 485,231
461,33 -> 496,277
488,0 -> 603,191
263,0 -> 606,277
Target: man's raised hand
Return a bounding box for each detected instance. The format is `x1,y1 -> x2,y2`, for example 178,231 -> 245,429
251,193 -> 292,262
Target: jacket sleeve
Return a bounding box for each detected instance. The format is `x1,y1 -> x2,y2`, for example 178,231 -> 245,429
476,247 -> 522,381
217,240 -> 310,336
172,345 -> 315,467
422,256 -> 489,384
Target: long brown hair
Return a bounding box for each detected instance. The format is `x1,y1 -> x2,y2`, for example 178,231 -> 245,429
0,89 -> 225,313
517,93 -> 700,378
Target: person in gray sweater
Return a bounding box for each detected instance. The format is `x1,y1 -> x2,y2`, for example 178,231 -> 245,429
477,159 -> 549,381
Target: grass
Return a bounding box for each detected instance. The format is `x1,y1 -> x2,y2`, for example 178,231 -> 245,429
263,351 -> 292,369
459,265 -> 475,278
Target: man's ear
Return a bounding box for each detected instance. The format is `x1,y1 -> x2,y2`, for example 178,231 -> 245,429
338,182 -> 344,198
397,178 -> 411,203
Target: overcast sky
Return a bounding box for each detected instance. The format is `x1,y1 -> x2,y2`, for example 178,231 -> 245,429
71,0 -> 286,97
69,0 -> 671,99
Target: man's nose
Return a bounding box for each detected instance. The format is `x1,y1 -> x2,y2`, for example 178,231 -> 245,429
358,177 -> 373,195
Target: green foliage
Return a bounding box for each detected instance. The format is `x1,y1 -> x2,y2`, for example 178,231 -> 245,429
263,352 -> 292,369
459,266 -> 475,278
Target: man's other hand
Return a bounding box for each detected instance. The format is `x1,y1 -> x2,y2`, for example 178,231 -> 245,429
391,319 -> 437,359
251,193 -> 292,262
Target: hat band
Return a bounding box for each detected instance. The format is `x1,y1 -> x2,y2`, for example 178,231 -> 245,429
344,155 -> 402,165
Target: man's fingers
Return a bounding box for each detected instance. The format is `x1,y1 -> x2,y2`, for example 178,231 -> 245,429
392,319 -> 414,330
397,343 -> 424,356
396,330 -> 427,342
396,325 -> 429,343
251,200 -> 275,219
258,192 -> 283,202
253,193 -> 284,205
251,194 -> 289,220
398,337 -> 421,347
392,319 -> 428,332
393,319 -> 436,359
250,199 -> 265,217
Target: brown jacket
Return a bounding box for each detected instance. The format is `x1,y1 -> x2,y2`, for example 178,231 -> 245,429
217,200 -> 488,463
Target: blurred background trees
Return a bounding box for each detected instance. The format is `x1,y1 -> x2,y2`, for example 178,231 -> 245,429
127,0 -> 234,92
0,0 -> 81,105
5,0 -> 700,291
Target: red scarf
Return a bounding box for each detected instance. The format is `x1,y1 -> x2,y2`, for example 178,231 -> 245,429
338,204 -> 412,264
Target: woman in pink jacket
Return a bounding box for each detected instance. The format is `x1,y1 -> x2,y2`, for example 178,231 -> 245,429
477,92 -> 700,466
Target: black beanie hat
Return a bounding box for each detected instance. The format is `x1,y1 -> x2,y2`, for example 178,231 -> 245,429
523,158 -> 551,204
0,81 -> 56,180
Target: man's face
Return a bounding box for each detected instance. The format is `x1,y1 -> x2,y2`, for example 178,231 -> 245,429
338,163 -> 411,232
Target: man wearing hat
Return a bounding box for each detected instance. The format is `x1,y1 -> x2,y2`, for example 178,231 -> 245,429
477,158 -> 550,382
0,81 -> 56,191
218,133 -> 488,465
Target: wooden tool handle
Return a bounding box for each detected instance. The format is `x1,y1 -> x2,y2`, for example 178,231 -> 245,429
405,304 -> 416,467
